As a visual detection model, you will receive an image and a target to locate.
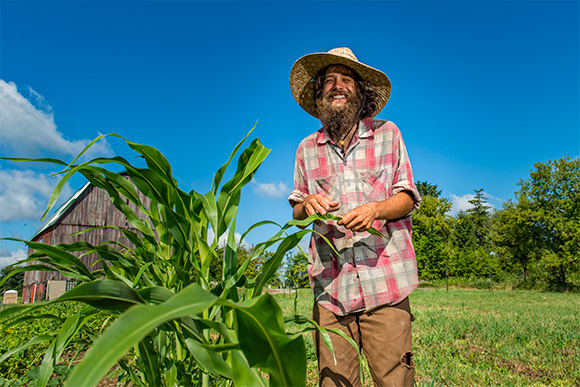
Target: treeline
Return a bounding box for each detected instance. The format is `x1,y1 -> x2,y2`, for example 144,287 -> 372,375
412,155 -> 579,291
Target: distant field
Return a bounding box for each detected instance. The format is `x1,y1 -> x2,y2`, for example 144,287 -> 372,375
275,288 -> 580,387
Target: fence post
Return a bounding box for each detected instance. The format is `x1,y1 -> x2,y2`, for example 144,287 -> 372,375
445,260 -> 448,293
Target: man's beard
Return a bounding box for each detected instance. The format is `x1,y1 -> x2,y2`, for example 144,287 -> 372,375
316,90 -> 362,139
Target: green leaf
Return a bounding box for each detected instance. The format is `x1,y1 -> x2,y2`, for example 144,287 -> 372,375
136,286 -> 174,304
253,229 -> 311,292
3,238 -> 95,282
0,335 -> 53,364
212,123 -> 256,194
197,190 -> 219,240
137,335 -> 161,386
56,280 -> 145,311
232,294 -> 306,386
230,351 -> 268,387
184,338 -> 232,379
164,364 -> 177,387
36,340 -> 55,387
64,284 -> 218,387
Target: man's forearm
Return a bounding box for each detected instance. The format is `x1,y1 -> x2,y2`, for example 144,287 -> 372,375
373,191 -> 415,221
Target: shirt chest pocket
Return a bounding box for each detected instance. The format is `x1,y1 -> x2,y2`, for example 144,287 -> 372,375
313,174 -> 338,202
359,169 -> 390,203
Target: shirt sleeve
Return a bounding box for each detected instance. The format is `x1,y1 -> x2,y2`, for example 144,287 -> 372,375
391,124 -> 421,212
288,142 -> 309,207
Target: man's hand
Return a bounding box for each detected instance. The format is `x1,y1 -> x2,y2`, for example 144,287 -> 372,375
338,202 -> 379,232
293,194 -> 339,220
338,191 -> 415,232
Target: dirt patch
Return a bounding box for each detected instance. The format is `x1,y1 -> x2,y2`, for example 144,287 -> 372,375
496,359 -> 551,382
266,289 -> 296,294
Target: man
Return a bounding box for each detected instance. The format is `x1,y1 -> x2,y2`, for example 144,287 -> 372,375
288,47 -> 421,387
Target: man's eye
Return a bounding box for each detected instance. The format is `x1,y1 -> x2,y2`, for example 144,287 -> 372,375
324,78 -> 333,84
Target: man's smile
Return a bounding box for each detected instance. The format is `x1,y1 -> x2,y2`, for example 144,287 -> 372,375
326,91 -> 351,106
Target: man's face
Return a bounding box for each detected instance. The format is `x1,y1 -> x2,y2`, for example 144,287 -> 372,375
321,65 -> 357,110
316,65 -> 362,136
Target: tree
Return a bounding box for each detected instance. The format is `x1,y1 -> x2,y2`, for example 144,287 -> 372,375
516,156 -> 580,287
492,199 -> 539,280
467,189 -> 492,249
285,252 -> 310,288
416,181 -> 442,198
412,181 -> 453,279
448,211 -> 479,276
246,250 -> 283,288
0,265 -> 24,295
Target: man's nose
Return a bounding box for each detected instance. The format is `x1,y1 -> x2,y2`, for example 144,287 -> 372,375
335,78 -> 347,90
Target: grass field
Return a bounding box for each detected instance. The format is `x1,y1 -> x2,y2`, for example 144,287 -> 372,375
1,288 -> 578,386
274,288 -> 580,387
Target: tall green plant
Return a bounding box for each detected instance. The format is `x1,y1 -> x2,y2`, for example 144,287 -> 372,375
0,127 -> 352,386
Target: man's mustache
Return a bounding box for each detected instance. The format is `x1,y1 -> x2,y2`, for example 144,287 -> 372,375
324,89 -> 357,104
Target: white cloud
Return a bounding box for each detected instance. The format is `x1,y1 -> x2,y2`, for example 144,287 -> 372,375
449,193 -> 476,215
0,169 -> 73,221
0,79 -> 112,158
251,179 -> 290,199
207,228 -> 249,249
0,248 -> 27,270
449,192 -> 498,216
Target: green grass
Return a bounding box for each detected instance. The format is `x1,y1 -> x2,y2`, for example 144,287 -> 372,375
275,288 -> 580,387
2,289 -> 579,386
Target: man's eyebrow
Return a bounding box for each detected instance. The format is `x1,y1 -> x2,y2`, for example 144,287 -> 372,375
324,72 -> 354,79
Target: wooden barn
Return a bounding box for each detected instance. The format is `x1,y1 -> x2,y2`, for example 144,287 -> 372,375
23,179 -> 150,303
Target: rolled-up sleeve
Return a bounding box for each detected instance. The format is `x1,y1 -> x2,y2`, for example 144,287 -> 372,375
288,142 -> 309,207
391,126 -> 421,213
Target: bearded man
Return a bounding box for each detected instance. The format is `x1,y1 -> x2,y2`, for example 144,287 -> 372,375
288,48 -> 421,387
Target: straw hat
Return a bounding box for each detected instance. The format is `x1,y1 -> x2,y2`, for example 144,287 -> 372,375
290,47 -> 391,119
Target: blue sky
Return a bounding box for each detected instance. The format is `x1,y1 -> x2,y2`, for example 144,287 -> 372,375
1,0 -> 579,269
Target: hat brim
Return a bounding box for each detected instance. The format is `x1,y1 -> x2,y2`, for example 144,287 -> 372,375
290,52 -> 391,119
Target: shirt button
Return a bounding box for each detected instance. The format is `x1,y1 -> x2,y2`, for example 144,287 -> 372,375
346,180 -> 351,187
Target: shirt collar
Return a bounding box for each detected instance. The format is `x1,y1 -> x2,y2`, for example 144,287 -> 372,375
317,118 -> 375,145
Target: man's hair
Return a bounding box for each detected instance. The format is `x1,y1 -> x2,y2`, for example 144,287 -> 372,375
313,65 -> 380,119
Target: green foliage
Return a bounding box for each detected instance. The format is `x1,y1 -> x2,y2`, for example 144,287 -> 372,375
492,199 -> 539,279
0,128 -> 345,387
284,252 -> 309,288
515,156 -> 580,287
466,188 -> 492,249
0,267 -> 23,295
412,182 -> 452,280
412,165 -> 580,291
245,250 -> 283,288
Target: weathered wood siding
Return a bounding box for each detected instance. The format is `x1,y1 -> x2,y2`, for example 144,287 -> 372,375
23,181 -> 151,301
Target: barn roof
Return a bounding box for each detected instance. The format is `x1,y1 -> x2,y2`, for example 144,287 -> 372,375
32,182 -> 92,240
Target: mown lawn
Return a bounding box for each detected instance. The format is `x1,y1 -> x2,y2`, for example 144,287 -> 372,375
274,288 -> 580,387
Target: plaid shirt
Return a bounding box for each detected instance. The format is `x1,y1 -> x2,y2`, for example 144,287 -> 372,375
289,118 -> 421,316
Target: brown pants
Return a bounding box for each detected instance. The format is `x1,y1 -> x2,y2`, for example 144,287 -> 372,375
313,299 -> 415,387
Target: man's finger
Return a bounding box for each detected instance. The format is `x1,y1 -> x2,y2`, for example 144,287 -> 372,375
307,201 -> 326,216
326,199 -> 340,207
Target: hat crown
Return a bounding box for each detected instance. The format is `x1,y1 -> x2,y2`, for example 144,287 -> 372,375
327,47 -> 359,63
